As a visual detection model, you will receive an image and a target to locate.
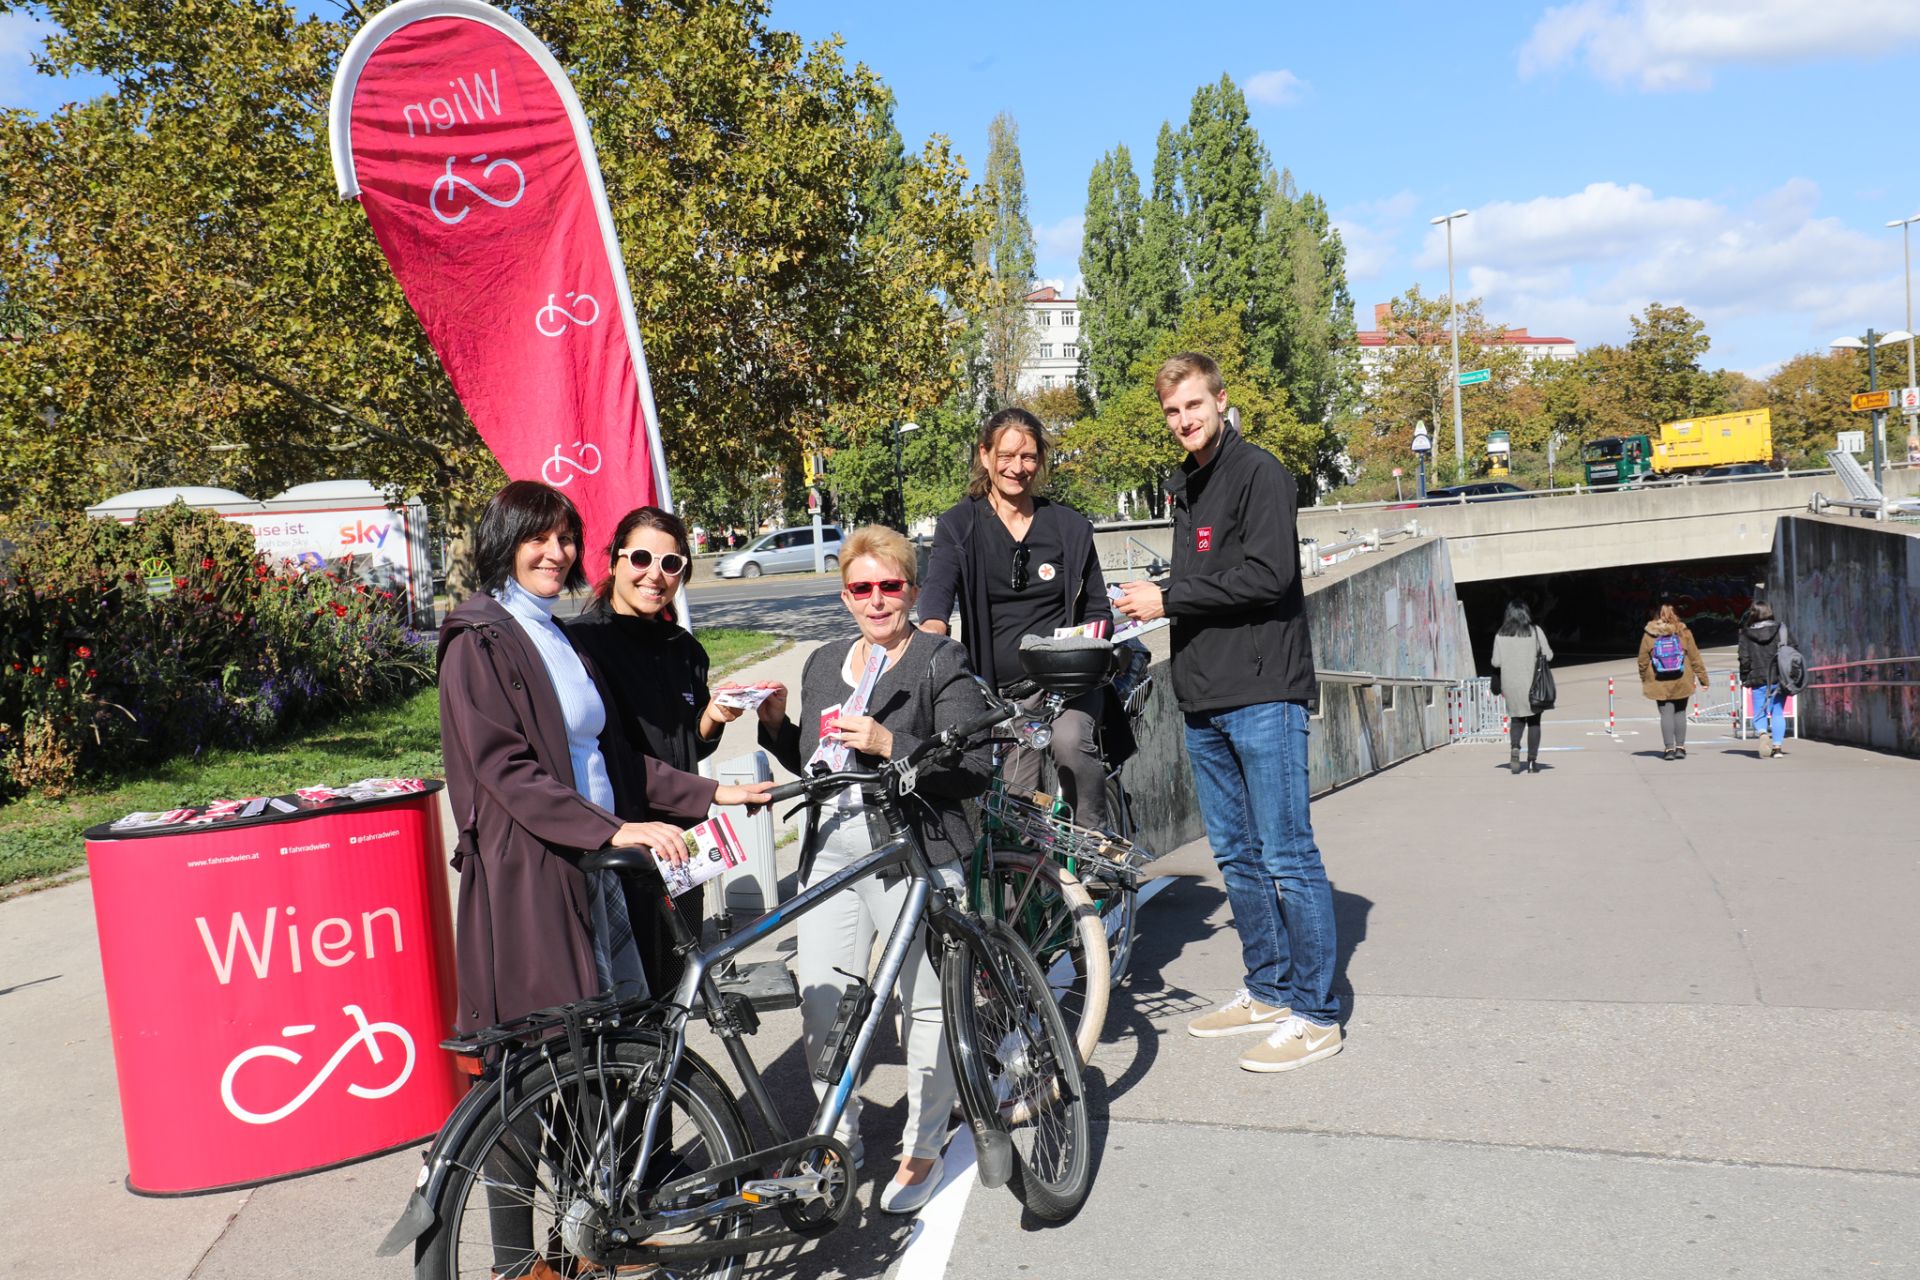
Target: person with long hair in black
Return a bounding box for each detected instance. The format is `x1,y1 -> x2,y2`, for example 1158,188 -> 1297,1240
567,505 -> 782,995
1491,599 -> 1553,774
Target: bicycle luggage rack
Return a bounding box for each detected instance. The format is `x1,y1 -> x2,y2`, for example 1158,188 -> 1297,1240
981,780 -> 1161,888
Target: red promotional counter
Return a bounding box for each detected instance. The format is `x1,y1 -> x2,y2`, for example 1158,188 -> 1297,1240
83,784 -> 464,1195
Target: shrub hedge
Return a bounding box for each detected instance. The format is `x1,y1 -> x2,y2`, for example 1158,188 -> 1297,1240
0,502 -> 433,797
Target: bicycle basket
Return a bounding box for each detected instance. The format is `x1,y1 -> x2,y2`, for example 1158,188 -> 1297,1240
980,779 -> 1159,888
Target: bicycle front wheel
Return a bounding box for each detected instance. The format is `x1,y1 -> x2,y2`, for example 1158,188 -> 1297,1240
942,918 -> 1094,1222
418,1034 -> 750,1280
977,847 -> 1109,1065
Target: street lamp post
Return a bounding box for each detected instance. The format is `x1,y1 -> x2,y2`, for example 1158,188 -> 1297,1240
1890,216 -> 1920,388
1431,209 -> 1470,483
1832,329 -> 1914,492
891,421 -> 920,531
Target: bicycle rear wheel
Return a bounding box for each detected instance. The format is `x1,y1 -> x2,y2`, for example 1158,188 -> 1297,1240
942,919 -> 1093,1222
976,846 -> 1109,1065
418,1034 -> 750,1280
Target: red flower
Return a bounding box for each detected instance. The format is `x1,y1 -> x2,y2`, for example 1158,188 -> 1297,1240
201,558 -> 216,570
85,669 -> 98,679
173,577 -> 188,589
30,666 -> 43,676
54,677 -> 68,689
255,565 -> 270,579
8,662 -> 21,672
75,645 -> 92,659
332,603 -> 349,618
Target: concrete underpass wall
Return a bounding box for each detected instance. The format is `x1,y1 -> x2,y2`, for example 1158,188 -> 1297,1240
1767,515 -> 1920,756
1122,538 -> 1476,859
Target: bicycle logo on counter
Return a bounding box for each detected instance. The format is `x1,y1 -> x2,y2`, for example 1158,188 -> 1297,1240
428,153 -> 527,226
219,1004 -> 415,1126
541,440 -> 603,488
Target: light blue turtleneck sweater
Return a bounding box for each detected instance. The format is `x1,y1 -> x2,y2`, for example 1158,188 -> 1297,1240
494,578 -> 616,811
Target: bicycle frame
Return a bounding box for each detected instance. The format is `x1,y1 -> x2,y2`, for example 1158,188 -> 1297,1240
619,767 -> 1005,1227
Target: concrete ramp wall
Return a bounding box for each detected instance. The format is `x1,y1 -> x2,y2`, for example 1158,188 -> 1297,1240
1768,515 -> 1920,757
1124,538 -> 1476,859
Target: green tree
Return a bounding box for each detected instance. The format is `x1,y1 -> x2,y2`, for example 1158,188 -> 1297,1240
0,0 -> 985,554
1078,145 -> 1147,402
974,111 -> 1036,410
1136,123 -> 1187,340
1621,302 -> 1725,425
1179,77 -> 1264,320
1764,350 -> 1866,467
1057,300 -> 1312,517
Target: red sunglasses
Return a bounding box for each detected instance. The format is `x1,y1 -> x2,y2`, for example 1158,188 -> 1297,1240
845,579 -> 908,599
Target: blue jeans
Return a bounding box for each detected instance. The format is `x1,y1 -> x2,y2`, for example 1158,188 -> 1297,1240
1752,684 -> 1788,745
1183,700 -> 1339,1026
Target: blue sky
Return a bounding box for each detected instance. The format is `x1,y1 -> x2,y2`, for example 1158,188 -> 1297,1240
9,1 -> 1920,375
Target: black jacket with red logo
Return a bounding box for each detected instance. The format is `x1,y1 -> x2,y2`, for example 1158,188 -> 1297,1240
1163,426 -> 1316,713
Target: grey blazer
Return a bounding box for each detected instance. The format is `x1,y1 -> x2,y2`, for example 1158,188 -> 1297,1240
760,632 -> 994,865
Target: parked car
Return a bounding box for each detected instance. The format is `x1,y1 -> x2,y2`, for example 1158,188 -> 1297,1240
1422,481 -> 1529,504
713,524 -> 843,578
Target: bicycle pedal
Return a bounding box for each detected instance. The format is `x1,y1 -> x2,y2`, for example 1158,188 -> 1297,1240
737,1175 -> 816,1205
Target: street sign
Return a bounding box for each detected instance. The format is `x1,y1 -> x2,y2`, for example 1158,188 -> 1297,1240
1392,467 -> 1404,478
1837,430 -> 1867,455
1486,429 -> 1511,455
1457,368 -> 1491,387
806,486 -> 821,514
1901,387 -> 1920,414
1411,432 -> 1432,454
1851,390 -> 1893,411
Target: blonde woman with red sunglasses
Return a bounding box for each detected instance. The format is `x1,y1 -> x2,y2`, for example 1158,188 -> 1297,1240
756,524 -> 996,1216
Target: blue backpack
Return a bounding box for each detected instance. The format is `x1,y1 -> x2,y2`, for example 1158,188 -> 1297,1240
1650,632 -> 1686,678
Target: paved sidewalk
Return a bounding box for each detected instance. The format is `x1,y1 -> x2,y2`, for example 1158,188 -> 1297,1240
3,650 -> 1916,1278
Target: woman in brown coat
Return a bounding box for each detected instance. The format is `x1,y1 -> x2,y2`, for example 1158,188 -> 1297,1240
1636,601 -> 1711,761
438,481 -> 768,1035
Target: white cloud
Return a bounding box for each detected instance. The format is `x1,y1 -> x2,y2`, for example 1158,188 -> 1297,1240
1331,191 -> 1421,282
1419,179 -> 1904,367
1519,0 -> 1920,90
1246,69 -> 1308,107
1033,213 -> 1084,265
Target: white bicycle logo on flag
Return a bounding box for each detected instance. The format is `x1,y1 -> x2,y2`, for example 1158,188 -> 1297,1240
429,154 -> 527,226
535,291 -> 601,337
219,1004 -> 415,1126
542,441 -> 603,488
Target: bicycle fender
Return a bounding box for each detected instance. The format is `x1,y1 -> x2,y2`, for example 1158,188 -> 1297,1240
973,1127 -> 1014,1190
375,1189 -> 435,1257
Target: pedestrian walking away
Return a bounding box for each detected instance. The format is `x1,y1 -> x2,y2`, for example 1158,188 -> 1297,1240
1113,352 -> 1341,1075
919,406 -> 1117,829
1636,600 -> 1711,761
1739,601 -> 1793,759
1490,600 -> 1553,774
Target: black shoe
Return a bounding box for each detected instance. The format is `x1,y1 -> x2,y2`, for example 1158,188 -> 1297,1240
1675,747 -> 1687,759
1528,760 -> 1542,773
1663,748 -> 1676,761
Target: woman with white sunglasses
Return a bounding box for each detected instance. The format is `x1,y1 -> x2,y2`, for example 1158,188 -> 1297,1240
757,524 -> 995,1215
569,505 -> 780,994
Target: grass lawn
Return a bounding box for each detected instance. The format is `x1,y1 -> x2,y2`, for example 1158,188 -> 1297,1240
0,627 -> 787,891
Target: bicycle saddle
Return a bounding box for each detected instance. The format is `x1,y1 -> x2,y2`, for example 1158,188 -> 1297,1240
1018,634 -> 1121,698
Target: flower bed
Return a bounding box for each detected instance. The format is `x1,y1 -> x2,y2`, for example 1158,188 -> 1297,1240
0,502 -> 432,797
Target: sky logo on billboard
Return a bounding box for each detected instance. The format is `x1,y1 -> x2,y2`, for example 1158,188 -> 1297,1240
339,521 -> 393,548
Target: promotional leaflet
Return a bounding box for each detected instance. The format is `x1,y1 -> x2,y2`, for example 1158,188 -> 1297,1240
652,814 -> 747,899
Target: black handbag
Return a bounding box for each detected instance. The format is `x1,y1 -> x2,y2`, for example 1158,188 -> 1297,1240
1528,628 -> 1557,711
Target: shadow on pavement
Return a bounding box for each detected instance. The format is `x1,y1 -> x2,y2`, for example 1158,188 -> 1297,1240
1331,884 -> 1372,1025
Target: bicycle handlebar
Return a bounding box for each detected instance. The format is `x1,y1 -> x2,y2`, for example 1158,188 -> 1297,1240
765,695 -> 1020,807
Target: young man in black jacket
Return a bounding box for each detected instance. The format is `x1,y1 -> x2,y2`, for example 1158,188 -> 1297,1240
1115,352 -> 1341,1073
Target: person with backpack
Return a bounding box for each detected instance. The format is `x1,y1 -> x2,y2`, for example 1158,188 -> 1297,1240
1636,601 -> 1711,761
1739,602 -> 1800,758
1490,600 -> 1554,774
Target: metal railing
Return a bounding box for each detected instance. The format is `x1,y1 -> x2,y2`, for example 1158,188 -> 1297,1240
1802,655 -> 1920,690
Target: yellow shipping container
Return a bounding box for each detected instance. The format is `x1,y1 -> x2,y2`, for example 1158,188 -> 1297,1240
1651,408 -> 1773,473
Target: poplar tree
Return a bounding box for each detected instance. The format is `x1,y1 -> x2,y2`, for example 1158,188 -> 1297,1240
1137,123 -> 1188,340
1078,145 -> 1147,402
976,111 -> 1037,409
1179,76 -> 1265,319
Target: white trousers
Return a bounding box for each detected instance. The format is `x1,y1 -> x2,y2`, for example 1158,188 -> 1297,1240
796,846 -> 961,1161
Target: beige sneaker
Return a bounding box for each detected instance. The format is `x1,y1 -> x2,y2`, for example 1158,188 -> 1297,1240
1187,988 -> 1291,1038
1238,1016 -> 1343,1073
